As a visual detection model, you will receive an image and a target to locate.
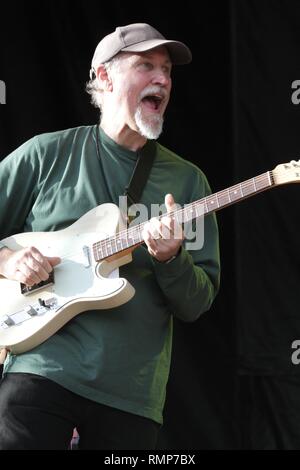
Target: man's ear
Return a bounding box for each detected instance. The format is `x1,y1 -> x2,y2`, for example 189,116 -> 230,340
96,65 -> 113,91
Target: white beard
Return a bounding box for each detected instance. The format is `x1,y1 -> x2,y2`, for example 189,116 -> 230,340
134,106 -> 164,140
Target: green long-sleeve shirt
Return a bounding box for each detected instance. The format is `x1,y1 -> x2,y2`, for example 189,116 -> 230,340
0,125 -> 220,423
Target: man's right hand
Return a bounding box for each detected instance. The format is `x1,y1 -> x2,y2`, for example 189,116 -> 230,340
0,246 -> 61,286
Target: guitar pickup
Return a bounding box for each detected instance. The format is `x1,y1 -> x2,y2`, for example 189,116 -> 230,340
20,271 -> 55,296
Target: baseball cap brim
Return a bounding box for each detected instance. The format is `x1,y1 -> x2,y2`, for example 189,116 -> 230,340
121,39 -> 192,65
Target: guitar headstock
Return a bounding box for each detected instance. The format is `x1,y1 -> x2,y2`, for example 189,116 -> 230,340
272,160 -> 300,185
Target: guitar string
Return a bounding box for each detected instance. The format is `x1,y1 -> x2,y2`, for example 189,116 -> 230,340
50,171 -> 274,264
93,172 -> 273,253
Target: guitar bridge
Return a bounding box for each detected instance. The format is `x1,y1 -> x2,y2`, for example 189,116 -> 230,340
20,271 -> 55,296
0,296 -> 59,331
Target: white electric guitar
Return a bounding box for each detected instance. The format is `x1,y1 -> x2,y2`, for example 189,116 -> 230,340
1,161 -> 300,354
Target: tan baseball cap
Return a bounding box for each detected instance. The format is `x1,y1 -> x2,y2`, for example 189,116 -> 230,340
90,23 -> 192,77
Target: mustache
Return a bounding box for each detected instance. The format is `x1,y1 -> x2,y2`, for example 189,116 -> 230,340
139,86 -> 167,102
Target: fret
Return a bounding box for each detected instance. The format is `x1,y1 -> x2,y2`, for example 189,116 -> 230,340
189,206 -> 194,218
185,206 -> 194,223
94,243 -> 103,261
128,234 -> 136,246
207,196 -> 217,210
93,244 -> 99,261
178,208 -> 185,224
111,237 -> 118,255
195,202 -> 205,218
204,197 -> 209,214
137,229 -> 143,243
128,228 -> 140,246
256,174 -> 270,191
120,236 -> 125,251
229,185 -> 242,202
135,226 -> 143,243
124,236 -> 129,249
184,207 -> 190,223
240,179 -> 255,197
227,188 -> 232,203
253,177 -> 257,192
116,237 -> 123,250
101,242 -> 108,258
135,227 -> 143,243
217,191 -> 230,208
184,206 -> 195,222
176,208 -> 184,224
98,245 -> 103,259
106,242 -> 113,256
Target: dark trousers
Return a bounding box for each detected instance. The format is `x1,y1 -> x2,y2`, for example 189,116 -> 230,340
238,374 -> 300,450
0,373 -> 160,450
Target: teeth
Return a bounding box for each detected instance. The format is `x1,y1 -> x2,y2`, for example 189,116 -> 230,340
143,94 -> 163,100
149,96 -> 162,102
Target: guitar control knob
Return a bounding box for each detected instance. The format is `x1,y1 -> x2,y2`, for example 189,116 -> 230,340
38,298 -> 47,308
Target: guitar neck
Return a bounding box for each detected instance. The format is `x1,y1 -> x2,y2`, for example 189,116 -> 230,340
193,170 -> 274,218
93,170 -> 274,261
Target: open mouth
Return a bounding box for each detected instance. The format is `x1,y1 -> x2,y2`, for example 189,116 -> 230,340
141,94 -> 164,112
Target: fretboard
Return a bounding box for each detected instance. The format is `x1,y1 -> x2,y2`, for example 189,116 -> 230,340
92,170 -> 274,262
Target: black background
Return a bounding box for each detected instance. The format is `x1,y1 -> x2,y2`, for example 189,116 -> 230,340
1,0 -> 300,449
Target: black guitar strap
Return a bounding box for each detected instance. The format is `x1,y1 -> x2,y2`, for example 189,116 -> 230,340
124,139 -> 156,206
95,125 -> 156,223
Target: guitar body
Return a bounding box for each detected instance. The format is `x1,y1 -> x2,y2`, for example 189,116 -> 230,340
0,203 -> 135,354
